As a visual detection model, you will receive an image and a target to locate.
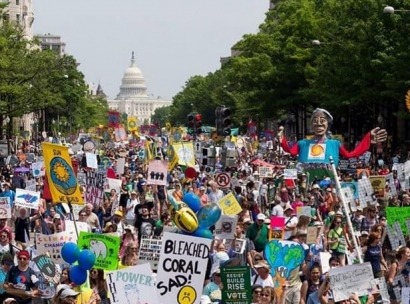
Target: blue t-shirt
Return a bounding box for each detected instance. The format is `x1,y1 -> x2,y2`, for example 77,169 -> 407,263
297,139 -> 342,166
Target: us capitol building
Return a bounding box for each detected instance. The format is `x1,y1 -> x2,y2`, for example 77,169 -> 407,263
108,52 -> 172,124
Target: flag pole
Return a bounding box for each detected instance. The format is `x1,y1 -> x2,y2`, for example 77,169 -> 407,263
329,156 -> 363,263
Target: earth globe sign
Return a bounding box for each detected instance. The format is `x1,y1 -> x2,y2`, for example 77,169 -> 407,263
49,157 -> 78,195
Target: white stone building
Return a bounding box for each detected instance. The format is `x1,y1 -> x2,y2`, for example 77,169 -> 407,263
0,0 -> 34,39
108,52 -> 172,124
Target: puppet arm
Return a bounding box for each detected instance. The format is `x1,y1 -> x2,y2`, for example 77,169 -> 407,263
339,132 -> 371,159
280,137 -> 299,156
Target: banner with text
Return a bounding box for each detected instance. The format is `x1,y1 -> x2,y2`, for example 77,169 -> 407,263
221,266 -> 251,304
15,188 -> 40,209
35,232 -> 77,264
0,197 -> 11,219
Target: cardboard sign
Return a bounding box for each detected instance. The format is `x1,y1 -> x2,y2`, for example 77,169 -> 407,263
25,179 -> 37,192
217,192 -> 242,216
35,232 -> 77,264
329,262 -> 376,302
296,206 -> 311,218
31,161 -> 45,177
116,157 -> 125,175
106,264 -> 158,304
369,176 -> 386,198
15,188 -> 40,209
221,266 -> 251,304
284,169 -> 297,179
138,237 -> 162,271
33,254 -> 60,284
77,231 -> 120,270
306,226 -> 318,245
156,232 -> 211,304
0,197 -> 11,219
258,166 -> 274,178
215,215 -> 237,240
147,160 -> 168,186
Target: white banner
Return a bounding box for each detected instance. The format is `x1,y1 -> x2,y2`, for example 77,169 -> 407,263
15,188 -> 40,209
147,160 -> 168,186
86,153 -> 98,169
116,158 -> 126,175
35,232 -> 77,264
106,263 -> 158,304
104,178 -> 122,194
156,232 -> 211,304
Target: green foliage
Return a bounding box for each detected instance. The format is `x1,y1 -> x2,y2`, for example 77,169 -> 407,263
151,106 -> 171,124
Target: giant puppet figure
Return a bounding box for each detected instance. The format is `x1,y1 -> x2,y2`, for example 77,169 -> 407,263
278,108 -> 387,173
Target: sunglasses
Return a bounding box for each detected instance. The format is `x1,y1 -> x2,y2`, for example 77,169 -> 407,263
261,294 -> 270,297
253,290 -> 262,295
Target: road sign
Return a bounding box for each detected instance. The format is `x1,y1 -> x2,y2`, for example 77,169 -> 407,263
215,172 -> 231,188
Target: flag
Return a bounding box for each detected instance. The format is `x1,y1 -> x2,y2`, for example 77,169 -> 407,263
127,116 -> 138,131
107,111 -> 120,128
41,142 -> 83,205
144,136 -> 156,163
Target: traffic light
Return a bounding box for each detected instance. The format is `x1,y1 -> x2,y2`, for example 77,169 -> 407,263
187,113 -> 195,128
195,113 -> 202,134
216,107 -> 231,136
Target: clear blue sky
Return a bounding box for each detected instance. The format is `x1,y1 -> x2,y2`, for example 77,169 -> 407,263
34,0 -> 269,100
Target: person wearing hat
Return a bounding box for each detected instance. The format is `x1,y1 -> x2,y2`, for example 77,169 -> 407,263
198,186 -> 209,206
125,191 -> 139,226
246,213 -> 269,253
278,107 -> 388,168
3,250 -> 40,301
251,260 -> 274,287
351,206 -> 364,232
202,268 -> 222,301
284,203 -> 298,240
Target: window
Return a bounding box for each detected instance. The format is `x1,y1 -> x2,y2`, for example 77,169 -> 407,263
16,14 -> 20,24
16,0 -> 20,5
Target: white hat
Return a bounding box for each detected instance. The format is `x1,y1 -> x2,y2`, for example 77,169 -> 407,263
257,213 -> 266,221
312,184 -> 320,189
60,288 -> 80,298
284,203 -> 293,211
3,299 -> 17,304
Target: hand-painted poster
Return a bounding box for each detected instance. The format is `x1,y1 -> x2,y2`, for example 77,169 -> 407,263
77,231 -> 120,270
35,232 -> 77,264
106,263 -> 158,304
15,188 -> 40,209
0,197 -> 11,219
156,232 -> 211,304
147,160 -> 168,186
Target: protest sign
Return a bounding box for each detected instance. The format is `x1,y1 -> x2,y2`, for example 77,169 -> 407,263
215,215 -> 237,240
374,277 -> 390,304
106,263 -> 158,304
386,221 -> 406,250
42,142 -> 83,205
385,173 -> 397,198
258,166 -> 274,178
329,262 -> 376,302
340,181 -> 358,199
147,160 -> 168,186
116,157 -> 126,175
65,220 -> 90,233
358,178 -> 376,207
85,153 -> 98,169
270,216 -> 285,240
221,266 -> 251,304
173,142 -> 195,167
0,197 -> 11,219
33,254 -> 60,284
25,179 -> 37,192
35,232 -> 77,264
77,231 -> 120,270
306,227 -> 318,245
104,178 -> 122,194
402,287 -> 410,304
369,176 -> 386,198
15,188 -> 40,209
296,206 -> 311,218
156,232 -> 211,304
138,237 -> 162,271
319,252 -> 332,274
217,192 -> 242,216
167,144 -> 179,171
386,207 -> 410,234
85,185 -> 104,207
284,169 -> 297,179
31,161 -> 45,177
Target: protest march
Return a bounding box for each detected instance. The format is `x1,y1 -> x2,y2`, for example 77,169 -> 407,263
0,107 -> 409,304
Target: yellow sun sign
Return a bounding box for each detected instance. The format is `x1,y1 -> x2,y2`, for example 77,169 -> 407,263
406,90 -> 410,112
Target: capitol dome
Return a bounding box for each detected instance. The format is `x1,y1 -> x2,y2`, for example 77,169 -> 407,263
117,52 -> 148,98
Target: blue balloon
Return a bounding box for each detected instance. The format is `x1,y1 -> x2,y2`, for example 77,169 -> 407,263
196,203 -> 222,228
61,242 -> 80,264
183,193 -> 201,212
69,265 -> 88,285
191,227 -> 213,239
78,249 -> 96,271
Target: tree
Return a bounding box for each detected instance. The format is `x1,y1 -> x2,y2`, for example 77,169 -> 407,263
151,106 -> 171,124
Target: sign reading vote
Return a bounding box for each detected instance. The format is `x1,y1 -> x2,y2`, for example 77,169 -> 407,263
156,232 -> 211,304
221,266 -> 251,304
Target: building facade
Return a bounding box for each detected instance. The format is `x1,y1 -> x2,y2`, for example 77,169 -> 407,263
0,0 -> 34,38
108,52 -> 172,124
35,33 -> 66,56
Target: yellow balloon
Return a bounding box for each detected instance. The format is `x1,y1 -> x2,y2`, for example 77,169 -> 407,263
173,207 -> 199,233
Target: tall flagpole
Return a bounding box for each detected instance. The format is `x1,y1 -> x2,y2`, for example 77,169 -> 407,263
329,156 -> 363,263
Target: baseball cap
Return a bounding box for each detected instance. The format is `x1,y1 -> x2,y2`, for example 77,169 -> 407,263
312,184 -> 320,189
114,210 -> 123,217
257,213 -> 266,221
60,288 -> 80,298
254,260 -> 270,270
199,186 -> 206,191
17,250 -> 30,259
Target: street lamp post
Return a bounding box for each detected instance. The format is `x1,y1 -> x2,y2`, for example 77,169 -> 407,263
383,5 -> 410,14
4,116 -> 10,155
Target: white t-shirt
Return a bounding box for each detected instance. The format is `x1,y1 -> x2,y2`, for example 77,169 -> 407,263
284,215 -> 298,240
126,198 -> 139,221
251,274 -> 274,287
